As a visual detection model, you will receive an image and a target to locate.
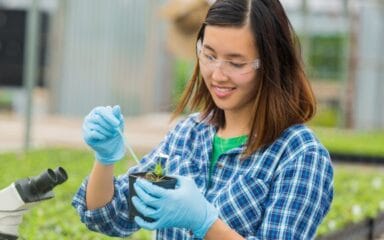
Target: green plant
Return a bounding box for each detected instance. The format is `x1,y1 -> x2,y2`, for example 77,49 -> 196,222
2,148 -> 384,239
309,106 -> 339,128
171,59 -> 194,108
312,127 -> 384,157
305,33 -> 348,81
145,162 -> 165,182
0,90 -> 12,111
316,165 -> 384,236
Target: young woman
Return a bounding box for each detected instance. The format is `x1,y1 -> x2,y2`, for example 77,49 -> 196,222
72,0 -> 333,239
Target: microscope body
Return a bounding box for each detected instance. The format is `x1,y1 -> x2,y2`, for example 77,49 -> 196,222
0,167 -> 67,240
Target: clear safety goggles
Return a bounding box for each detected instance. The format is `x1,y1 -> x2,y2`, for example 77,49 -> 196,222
197,40 -> 261,76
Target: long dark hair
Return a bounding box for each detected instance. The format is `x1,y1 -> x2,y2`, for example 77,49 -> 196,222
173,0 -> 316,156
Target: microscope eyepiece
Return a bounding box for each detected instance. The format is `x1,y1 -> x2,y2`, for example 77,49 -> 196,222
14,166 -> 68,203
53,167 -> 68,185
31,168 -> 57,194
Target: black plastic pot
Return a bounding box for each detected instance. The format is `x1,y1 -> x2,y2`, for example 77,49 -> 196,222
128,172 -> 177,222
316,218 -> 372,240
330,152 -> 384,165
372,212 -> 384,238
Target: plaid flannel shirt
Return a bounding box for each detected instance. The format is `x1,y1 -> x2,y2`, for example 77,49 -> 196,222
72,113 -> 334,239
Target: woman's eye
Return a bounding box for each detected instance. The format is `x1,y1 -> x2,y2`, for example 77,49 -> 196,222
229,62 -> 246,68
204,54 -> 216,61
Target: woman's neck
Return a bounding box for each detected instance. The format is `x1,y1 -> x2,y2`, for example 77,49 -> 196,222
217,110 -> 251,138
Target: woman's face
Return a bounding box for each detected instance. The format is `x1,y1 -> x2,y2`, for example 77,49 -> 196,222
199,25 -> 259,116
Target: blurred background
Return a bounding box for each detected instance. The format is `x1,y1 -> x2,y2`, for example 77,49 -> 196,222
0,0 -> 384,239
0,0 -> 382,125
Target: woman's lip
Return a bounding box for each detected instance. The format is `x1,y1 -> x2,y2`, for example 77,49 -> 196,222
212,85 -> 236,98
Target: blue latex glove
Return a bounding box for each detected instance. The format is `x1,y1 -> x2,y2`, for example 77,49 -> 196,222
83,105 -> 125,165
132,175 -> 219,238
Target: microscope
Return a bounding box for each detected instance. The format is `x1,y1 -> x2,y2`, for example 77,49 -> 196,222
0,167 -> 68,240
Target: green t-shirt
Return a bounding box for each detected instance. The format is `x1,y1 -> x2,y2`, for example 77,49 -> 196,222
209,134 -> 248,185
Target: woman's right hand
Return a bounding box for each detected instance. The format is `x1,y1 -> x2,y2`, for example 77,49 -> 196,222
83,105 -> 126,165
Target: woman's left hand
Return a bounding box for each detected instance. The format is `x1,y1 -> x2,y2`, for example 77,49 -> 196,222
132,175 -> 219,238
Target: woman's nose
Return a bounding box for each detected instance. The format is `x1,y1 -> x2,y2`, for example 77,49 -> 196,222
211,62 -> 229,81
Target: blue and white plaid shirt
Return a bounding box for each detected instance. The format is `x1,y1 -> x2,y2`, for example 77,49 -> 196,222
72,113 -> 333,239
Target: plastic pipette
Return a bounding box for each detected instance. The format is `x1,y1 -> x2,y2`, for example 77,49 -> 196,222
116,128 -> 140,165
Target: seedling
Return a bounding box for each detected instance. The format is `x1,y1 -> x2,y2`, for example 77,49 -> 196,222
144,162 -> 165,182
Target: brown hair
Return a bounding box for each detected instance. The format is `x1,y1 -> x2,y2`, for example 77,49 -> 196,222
172,0 -> 316,156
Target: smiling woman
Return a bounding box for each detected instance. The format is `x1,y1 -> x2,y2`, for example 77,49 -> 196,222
72,1 -> 333,240
196,24 -> 260,138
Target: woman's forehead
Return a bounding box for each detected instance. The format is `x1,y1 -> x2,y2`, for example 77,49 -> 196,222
203,25 -> 257,57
